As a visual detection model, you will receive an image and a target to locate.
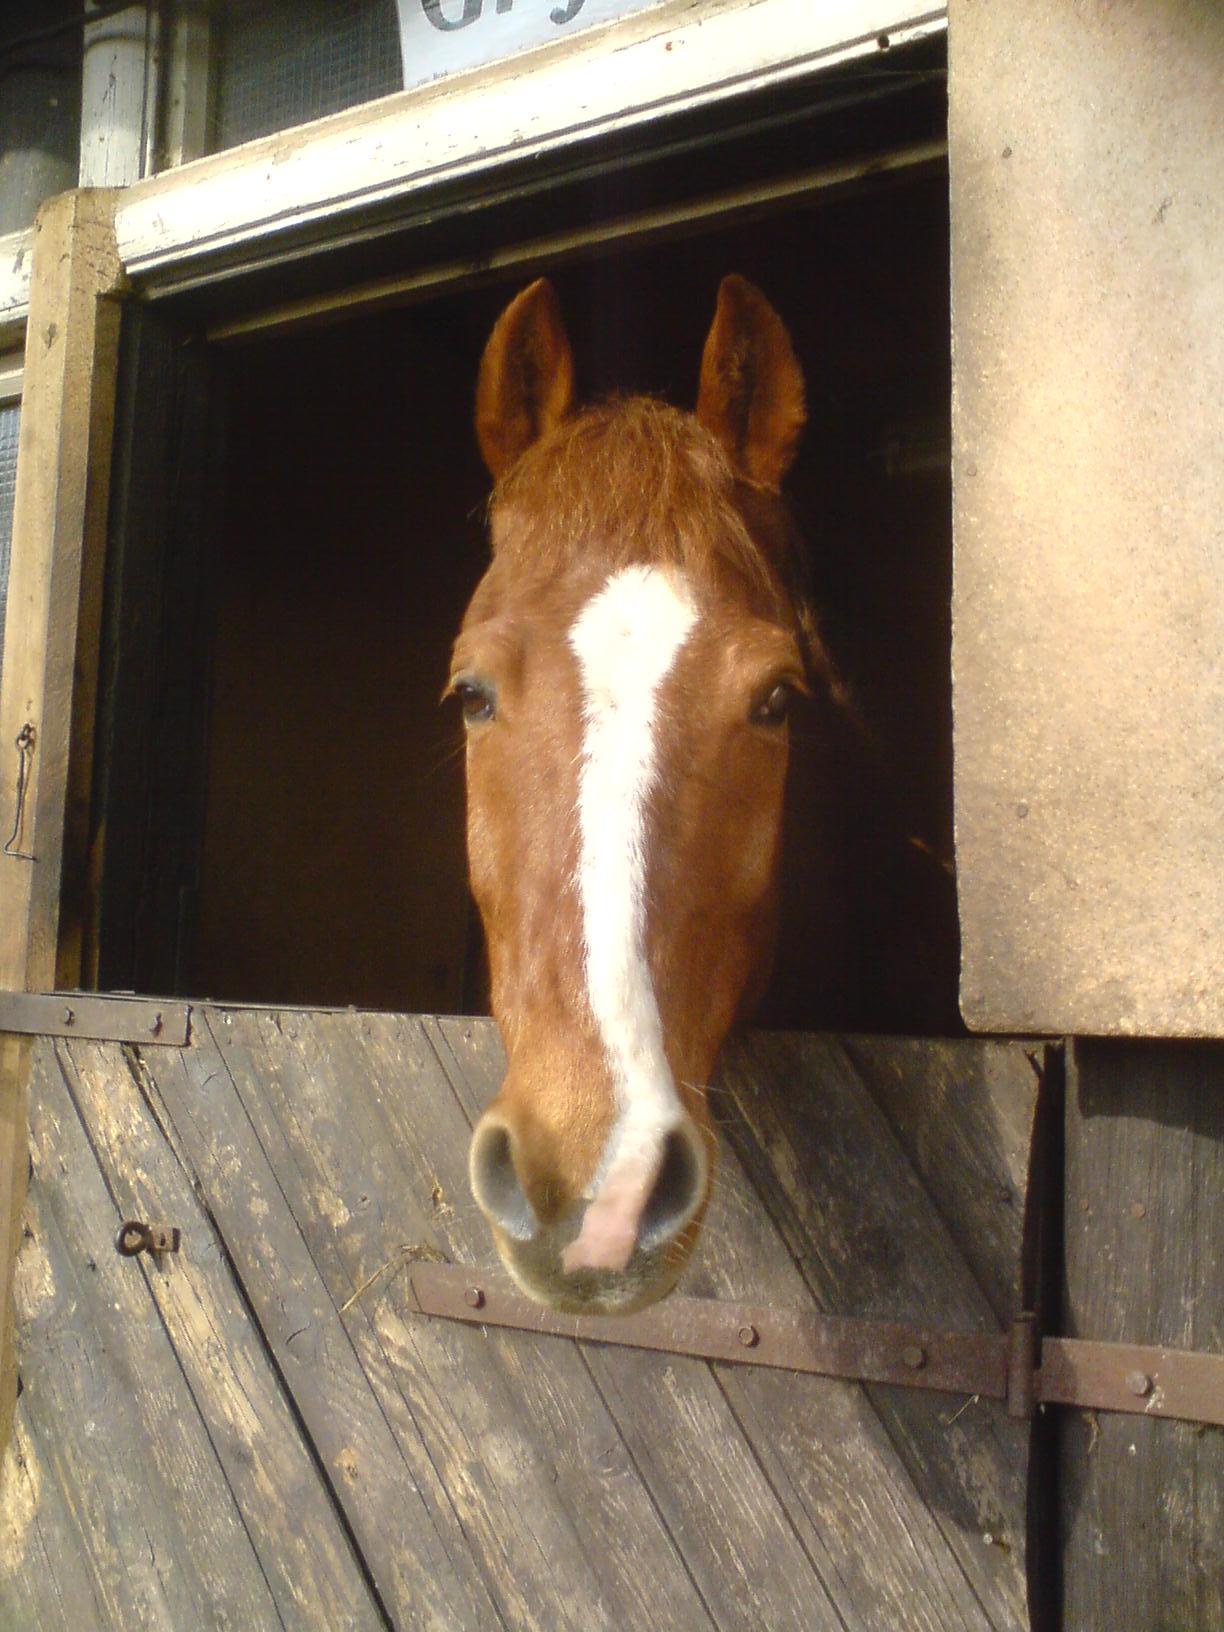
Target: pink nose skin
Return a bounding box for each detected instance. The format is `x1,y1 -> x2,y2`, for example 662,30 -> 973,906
560,1162 -> 658,1275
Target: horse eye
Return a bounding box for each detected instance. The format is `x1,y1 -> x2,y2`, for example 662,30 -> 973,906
452,678 -> 496,724
749,681 -> 796,727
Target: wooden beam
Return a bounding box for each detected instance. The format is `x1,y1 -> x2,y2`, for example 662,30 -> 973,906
209,139 -> 947,344
0,188 -> 125,1464
115,0 -> 946,292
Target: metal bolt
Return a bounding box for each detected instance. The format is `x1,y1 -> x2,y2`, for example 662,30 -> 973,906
1126,1370 -> 1152,1398
737,1324 -> 759,1348
902,1344 -> 927,1370
148,1012 -> 163,1036
63,1007 -> 75,1026
465,1286 -> 485,1310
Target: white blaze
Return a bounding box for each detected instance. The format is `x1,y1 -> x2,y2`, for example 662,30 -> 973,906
565,564 -> 698,1271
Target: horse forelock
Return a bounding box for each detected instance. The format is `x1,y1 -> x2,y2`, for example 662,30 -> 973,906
487,396 -> 795,614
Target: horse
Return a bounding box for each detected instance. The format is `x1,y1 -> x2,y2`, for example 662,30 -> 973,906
451,274 -> 831,1314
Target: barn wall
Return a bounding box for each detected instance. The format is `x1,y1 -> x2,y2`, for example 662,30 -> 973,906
191,309 -> 489,1013
949,0 -> 1224,1035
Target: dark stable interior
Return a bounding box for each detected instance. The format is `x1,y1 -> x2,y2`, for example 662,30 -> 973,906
183,167 -> 960,1033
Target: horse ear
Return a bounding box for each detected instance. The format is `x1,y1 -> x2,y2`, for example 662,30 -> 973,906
696,275 -> 805,489
475,279 -> 575,479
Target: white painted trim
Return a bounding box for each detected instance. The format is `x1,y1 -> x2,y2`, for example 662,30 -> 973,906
0,232 -> 33,341
115,0 -> 945,288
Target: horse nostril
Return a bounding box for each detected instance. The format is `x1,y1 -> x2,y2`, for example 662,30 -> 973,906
638,1126 -> 706,1251
469,1120 -> 536,1241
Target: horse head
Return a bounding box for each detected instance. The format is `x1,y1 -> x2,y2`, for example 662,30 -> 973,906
453,275 -> 825,1312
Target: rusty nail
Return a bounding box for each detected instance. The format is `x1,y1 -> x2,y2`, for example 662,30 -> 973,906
1130,1201 -> 1147,1219
738,1324 -> 759,1348
1126,1370 -> 1152,1398
902,1344 -> 927,1370
63,1007 -> 75,1026
465,1286 -> 485,1310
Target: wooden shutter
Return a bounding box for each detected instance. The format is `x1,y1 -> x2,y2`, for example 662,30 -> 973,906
949,0 -> 1224,1035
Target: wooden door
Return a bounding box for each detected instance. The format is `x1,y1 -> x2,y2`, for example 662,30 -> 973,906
2,1010 -> 1040,1630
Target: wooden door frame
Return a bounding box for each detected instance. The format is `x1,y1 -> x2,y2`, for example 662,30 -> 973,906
0,189 -> 125,1457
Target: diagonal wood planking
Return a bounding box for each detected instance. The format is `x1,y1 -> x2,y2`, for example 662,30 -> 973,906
342,1011 -> 829,1632
200,1007 -> 722,1632
716,1033 -> 1033,1629
431,1018 -> 1033,1632
51,1035 -> 391,1631
0,1041 -> 294,1629
5,1011 -> 1037,1631
136,1019 -> 500,1632
838,1035 -> 1039,1325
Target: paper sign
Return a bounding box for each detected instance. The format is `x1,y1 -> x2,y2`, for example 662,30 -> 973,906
395,0 -> 668,91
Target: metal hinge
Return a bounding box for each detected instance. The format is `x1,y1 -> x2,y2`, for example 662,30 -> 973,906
0,991 -> 191,1046
407,1264 -> 1224,1430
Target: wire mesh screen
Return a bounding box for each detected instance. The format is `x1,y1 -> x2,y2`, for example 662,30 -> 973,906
0,405 -> 19,682
214,0 -> 403,150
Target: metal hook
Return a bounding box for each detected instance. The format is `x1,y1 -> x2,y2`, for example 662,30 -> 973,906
115,1220 -> 181,1257
3,722 -> 37,860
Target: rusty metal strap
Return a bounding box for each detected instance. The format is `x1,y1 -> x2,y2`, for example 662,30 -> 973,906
408,1264 -> 1224,1429
1040,1336 -> 1224,1427
0,991 -> 190,1046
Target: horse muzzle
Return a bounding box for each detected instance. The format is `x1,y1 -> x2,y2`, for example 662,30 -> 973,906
468,1113 -> 710,1314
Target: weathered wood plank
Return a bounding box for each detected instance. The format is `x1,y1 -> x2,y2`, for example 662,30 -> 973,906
0,186 -> 125,1462
839,1035 -> 1039,1323
1062,1041 -> 1224,1631
0,189 -> 124,992
55,1036 -> 389,1632
714,1031 -> 1030,1630
432,1016 -> 1028,1632
135,1022 -> 498,1632
0,1040 -> 287,1630
0,1038 -> 30,1468
359,1011 -> 833,1632
0,1411 -> 113,1631
202,1007 -> 721,1632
